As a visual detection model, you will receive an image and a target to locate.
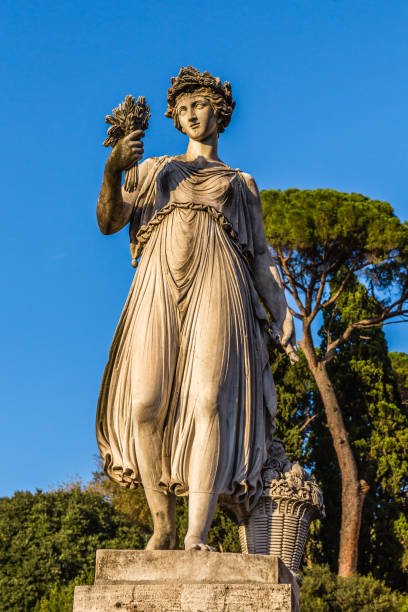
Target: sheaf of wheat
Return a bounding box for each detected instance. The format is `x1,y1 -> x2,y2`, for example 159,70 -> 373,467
103,95 -> 150,191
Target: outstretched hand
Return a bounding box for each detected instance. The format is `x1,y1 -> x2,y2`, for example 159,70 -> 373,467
106,130 -> 145,174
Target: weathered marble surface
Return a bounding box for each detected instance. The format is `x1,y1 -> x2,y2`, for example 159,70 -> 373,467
94,549 -> 292,584
96,66 -> 298,552
73,550 -> 299,611
74,583 -> 294,611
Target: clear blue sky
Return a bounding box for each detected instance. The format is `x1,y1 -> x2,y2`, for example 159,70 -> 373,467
1,0 -> 407,496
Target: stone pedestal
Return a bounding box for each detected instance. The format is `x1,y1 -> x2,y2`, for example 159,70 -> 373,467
73,550 -> 299,611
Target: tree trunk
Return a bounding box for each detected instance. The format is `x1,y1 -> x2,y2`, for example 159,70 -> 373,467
301,331 -> 369,576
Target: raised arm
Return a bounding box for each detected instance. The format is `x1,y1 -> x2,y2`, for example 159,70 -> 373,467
97,130 -> 145,235
243,172 -> 298,363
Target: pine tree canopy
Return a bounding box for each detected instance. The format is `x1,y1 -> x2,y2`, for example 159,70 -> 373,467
261,188 -> 408,346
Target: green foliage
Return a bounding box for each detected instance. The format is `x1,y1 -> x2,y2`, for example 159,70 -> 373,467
270,274 -> 408,588
89,463 -> 153,540
0,487 -> 144,611
322,280 -> 408,498
271,348 -> 317,463
270,347 -> 331,568
390,352 -> 408,405
301,565 -> 408,611
32,583 -> 74,612
205,503 -> 240,552
314,277 -> 408,587
394,513 -> 408,574
32,572 -> 92,612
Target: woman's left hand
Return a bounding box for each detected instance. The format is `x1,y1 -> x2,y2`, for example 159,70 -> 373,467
283,342 -> 299,364
270,317 -> 299,365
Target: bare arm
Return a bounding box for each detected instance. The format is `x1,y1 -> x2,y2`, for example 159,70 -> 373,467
97,130 -> 145,235
243,172 -> 298,363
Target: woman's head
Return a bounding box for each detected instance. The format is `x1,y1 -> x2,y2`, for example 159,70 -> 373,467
165,66 -> 235,134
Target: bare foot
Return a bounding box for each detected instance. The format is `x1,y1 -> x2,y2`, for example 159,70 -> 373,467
146,529 -> 177,550
184,535 -> 215,551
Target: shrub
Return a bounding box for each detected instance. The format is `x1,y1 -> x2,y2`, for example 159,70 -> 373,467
301,565 -> 408,611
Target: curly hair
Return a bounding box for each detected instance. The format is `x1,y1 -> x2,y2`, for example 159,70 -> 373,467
165,66 -> 236,134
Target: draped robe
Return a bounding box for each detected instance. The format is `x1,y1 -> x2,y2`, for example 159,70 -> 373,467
96,156 -> 277,511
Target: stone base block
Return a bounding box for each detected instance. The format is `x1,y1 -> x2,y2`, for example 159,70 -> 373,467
73,550 -> 299,612
74,583 -> 293,611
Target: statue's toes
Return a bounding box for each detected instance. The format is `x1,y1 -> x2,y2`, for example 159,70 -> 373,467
185,536 -> 216,552
192,543 -> 216,552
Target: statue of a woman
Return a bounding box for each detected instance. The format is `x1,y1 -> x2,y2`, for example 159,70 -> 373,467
96,67 -> 297,552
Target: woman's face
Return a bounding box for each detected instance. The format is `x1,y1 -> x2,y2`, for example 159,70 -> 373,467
176,94 -> 218,141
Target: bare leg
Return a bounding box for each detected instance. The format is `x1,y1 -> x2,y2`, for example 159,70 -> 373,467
145,487 -> 177,550
184,413 -> 220,551
134,420 -> 177,550
184,492 -> 218,551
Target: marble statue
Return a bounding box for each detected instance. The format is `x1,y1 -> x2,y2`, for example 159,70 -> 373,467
96,66 -> 298,553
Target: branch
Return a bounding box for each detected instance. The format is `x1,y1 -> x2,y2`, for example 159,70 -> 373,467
320,266 -> 356,309
307,263 -> 328,324
323,301 -> 408,363
281,249 -> 293,264
289,307 -> 303,320
311,261 -> 368,322
322,301 -> 338,347
304,251 -> 325,315
276,247 -> 306,315
299,413 -> 318,433
275,258 -> 292,294
382,316 -> 408,325
314,267 -> 327,309
305,267 -> 319,316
